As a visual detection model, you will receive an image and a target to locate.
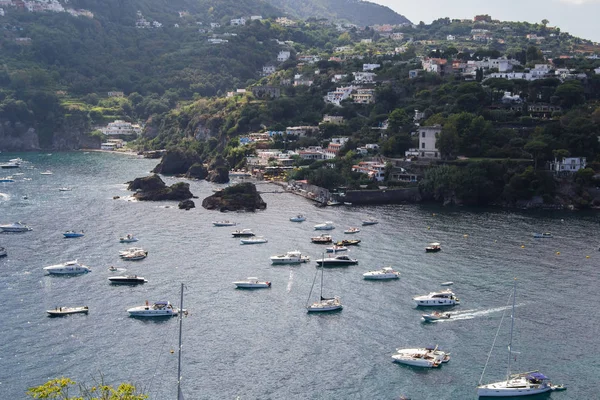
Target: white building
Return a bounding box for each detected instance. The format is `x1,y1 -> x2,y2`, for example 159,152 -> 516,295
250,15 -> 262,20
324,86 -> 355,106
360,39 -> 373,44
551,157 -> 586,173
363,63 -> 380,71
286,126 -> 319,137
331,74 -> 348,83
100,120 -> 142,136
322,115 -> 345,124
352,88 -> 375,104
446,34 -> 456,41
277,51 -> 291,62
262,65 -> 276,76
352,161 -> 386,181
352,71 -> 376,83
208,38 -> 228,44
230,18 -> 246,26
210,22 -> 220,28
405,125 -> 442,159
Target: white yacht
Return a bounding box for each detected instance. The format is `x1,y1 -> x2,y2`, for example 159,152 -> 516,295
47,306 -> 89,316
121,250 -> 148,261
533,232 -> 552,238
344,227 -> 360,234
233,277 -> 271,288
314,221 -> 335,230
212,220 -> 237,227
240,236 -> 268,245
326,245 -> 347,253
413,289 -> 460,306
119,247 -> 147,257
392,346 -> 450,368
315,254 -> 358,267
0,162 -> 20,169
311,234 -> 333,244
58,187 -> 72,192
119,234 -> 139,243
108,275 -> 147,284
43,260 -> 91,275
40,170 -> 53,175
361,218 -> 379,226
363,267 -> 400,280
0,222 -> 32,232
290,214 -> 306,222
127,301 -> 181,317
231,229 -> 255,237
270,250 -> 310,264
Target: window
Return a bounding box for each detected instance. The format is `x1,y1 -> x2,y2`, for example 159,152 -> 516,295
421,132 -> 426,137
421,143 -> 425,149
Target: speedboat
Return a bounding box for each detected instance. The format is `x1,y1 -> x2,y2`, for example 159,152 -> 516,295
119,247 -> 147,257
270,250 -> 310,264
314,221 -> 335,230
311,234 -> 333,244
0,247 -> 6,257
119,234 -> 139,243
422,311 -> 451,321
240,236 -> 268,244
127,301 -> 181,317
361,218 -> 378,226
533,232 -> 553,238
0,222 -> 32,232
363,267 -> 400,280
58,187 -> 72,192
213,220 -> 237,227
413,289 -> 460,306
326,245 -> 347,253
425,242 -> 441,252
316,254 -> 358,267
43,260 -> 91,275
344,227 -> 360,234
0,177 -> 14,183
392,346 -> 450,368
108,275 -> 147,284
231,229 -> 255,237
47,306 -> 89,316
335,239 -> 361,246
290,214 -> 306,222
233,277 -> 271,288
121,250 -> 148,261
40,170 -> 53,175
0,162 -> 20,169
63,230 -> 84,238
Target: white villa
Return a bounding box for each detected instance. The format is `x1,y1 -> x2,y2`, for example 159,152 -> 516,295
277,51 -> 291,62
352,161 -> 386,181
352,71 -> 376,83
101,120 -> 142,136
406,125 -> 442,159
324,86 -> 355,106
363,63 -> 381,71
550,157 -> 586,173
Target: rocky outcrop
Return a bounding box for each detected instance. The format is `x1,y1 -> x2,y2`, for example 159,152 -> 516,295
127,174 -> 193,201
202,182 -> 266,212
0,123 -> 40,151
152,149 -> 202,175
185,163 -> 208,179
206,156 -> 230,183
178,199 -> 195,210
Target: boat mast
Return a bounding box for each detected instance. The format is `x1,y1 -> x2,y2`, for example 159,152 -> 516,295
177,283 -> 184,400
320,253 -> 324,299
506,278 -> 517,382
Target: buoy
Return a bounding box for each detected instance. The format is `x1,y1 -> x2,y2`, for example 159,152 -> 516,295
521,245 -> 525,248
427,226 -> 431,230
432,213 -> 436,216
463,234 -> 469,238
170,349 -> 174,354
586,255 -> 590,259
556,251 -> 560,255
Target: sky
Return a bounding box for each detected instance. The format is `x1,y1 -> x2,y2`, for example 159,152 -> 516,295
372,0 -> 600,43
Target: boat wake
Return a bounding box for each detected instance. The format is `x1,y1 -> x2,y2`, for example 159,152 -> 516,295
287,270 -> 294,293
433,305 -> 519,322
0,192 -> 9,200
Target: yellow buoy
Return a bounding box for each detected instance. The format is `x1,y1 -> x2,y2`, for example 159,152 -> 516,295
556,251 -> 560,255
586,255 -> 590,259
427,226 -> 430,230
432,213 -> 436,216
463,234 -> 469,238
521,245 -> 525,248
170,349 -> 174,354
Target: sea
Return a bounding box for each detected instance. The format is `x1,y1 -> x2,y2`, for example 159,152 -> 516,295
0,151 -> 597,400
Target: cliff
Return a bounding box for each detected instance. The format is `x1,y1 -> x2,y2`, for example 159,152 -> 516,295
202,182 -> 266,211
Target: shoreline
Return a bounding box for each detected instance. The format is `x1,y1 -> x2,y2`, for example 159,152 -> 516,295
80,148 -> 142,157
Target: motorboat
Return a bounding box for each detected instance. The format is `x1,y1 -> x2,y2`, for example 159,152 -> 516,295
58,187 -> 72,192
363,267 -> 400,280
425,242 -> 441,252
413,289 -> 460,306
361,218 -> 379,226
108,266 -> 119,272
306,266 -> 342,313
440,281 -> 454,286
121,250 -> 148,261
344,227 -> 360,234
392,346 -> 450,368
0,247 -> 6,257
314,221 -> 335,230
108,275 -> 147,284
0,162 -> 20,169
311,234 -> 332,244
233,277 -> 271,289
335,239 -> 361,246
127,300 -> 181,317
422,311 -> 451,321
533,232 -> 552,238
213,220 -> 237,227
316,254 -> 358,267
47,306 -> 89,316
231,229 -> 255,237
119,234 -> 139,243
270,250 -> 310,264
40,170 -> 53,175
240,236 -> 268,245
63,230 -> 84,238
0,222 -> 32,232
119,247 -> 147,257
43,260 -> 91,275
0,177 -> 14,183
289,214 -> 306,222
326,245 -> 347,253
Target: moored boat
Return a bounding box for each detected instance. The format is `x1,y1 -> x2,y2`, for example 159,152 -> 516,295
306,266 -> 342,313
63,230 -> 84,238
121,250 -> 148,261
315,254 -> 358,267
240,236 -> 268,245
289,214 -> 306,222
335,239 -> 361,246
0,162 -> 20,169
233,277 -> 271,288
0,222 -> 32,232
213,220 -> 237,227
311,234 -> 333,244
43,260 -> 91,275
270,250 -> 310,264
40,170 -> 53,175
108,275 -> 147,284
119,234 -> 139,243
314,221 -> 335,230
58,187 -> 72,192
0,247 -> 7,257
425,242 -> 441,252
392,346 -> 449,368
47,306 -> 89,316
344,227 -> 360,234
326,245 -> 348,253
533,232 -> 552,238
0,177 -> 15,183
413,289 -> 459,306
361,218 -> 378,226
363,267 -> 400,280
127,300 -> 181,317
231,229 -> 255,237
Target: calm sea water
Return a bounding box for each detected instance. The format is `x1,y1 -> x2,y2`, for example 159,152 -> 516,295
0,152 -> 596,400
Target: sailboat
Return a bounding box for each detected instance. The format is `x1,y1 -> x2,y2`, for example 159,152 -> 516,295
477,279 -> 565,397
306,258 -> 342,313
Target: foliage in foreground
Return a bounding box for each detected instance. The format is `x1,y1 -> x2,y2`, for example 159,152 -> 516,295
26,377 -> 148,400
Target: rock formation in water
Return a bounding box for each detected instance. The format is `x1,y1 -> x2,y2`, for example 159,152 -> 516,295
178,199 -> 195,210
127,174 -> 193,201
201,182 -> 266,212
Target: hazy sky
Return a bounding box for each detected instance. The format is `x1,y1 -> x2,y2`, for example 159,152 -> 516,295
371,0 -> 600,43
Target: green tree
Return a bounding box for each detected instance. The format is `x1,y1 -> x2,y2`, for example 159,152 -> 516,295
27,377 -> 148,400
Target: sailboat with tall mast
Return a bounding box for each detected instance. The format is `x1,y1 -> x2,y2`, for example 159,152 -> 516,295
306,260 -> 342,313
477,279 -> 565,397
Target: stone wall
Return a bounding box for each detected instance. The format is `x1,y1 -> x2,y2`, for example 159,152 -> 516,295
340,187 -> 421,204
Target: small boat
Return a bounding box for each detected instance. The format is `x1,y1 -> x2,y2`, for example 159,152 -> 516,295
119,234 -> 139,243
392,346 -> 449,368
108,266 -> 118,272
47,306 -> 89,316
289,214 -> 306,222
316,254 -> 358,267
43,260 -> 91,275
63,230 -> 84,238
533,232 -> 553,238
58,187 -> 72,192
425,242 -> 441,252
40,170 -> 53,175
233,277 -> 271,289
0,222 -> 32,232
231,229 -> 255,237
343,227 -> 360,234
0,178 -> 14,183
363,267 -> 400,280
422,311 -> 451,321
108,275 -> 147,284
119,247 -> 147,257
314,221 -> 335,230
326,245 -> 347,253
0,247 -> 7,257
307,265 -> 342,313
121,250 -> 148,261
127,300 -> 182,317
413,289 -> 460,306
327,200 -> 342,206
361,218 -> 378,226
440,281 -> 454,286
335,239 -> 361,246
270,250 -> 310,264
0,162 -> 20,169
240,236 -> 268,245
311,234 -> 333,244
212,220 -> 237,227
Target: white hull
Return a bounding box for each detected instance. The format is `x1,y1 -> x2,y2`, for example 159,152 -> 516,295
414,299 -> 459,306
47,306 -> 89,316
307,298 -> 343,312
364,273 -> 400,280
270,254 -> 310,264
392,355 -> 440,368
0,248 -> 6,257
44,261 -> 91,275
477,382 -> 552,397
128,309 -> 178,317
240,238 -> 268,244
0,223 -> 32,232
234,283 -> 271,288
314,226 -> 334,230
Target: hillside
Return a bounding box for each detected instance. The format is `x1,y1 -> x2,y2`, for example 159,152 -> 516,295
264,0 -> 410,26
